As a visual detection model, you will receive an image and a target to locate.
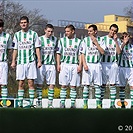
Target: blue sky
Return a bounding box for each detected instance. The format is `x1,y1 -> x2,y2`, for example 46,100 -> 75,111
12,0 -> 132,26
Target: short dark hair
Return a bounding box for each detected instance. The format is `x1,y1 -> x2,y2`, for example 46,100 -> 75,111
109,24 -> 119,33
20,16 -> 29,23
45,24 -> 54,29
88,24 -> 98,31
0,19 -> 4,27
65,24 -> 75,31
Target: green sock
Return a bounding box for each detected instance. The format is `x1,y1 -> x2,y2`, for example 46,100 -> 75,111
130,90 -> 133,106
48,88 -> 54,106
60,88 -> 67,105
110,86 -> 116,106
119,88 -> 125,105
36,87 -> 42,106
29,89 -> 35,106
70,88 -> 77,107
94,85 -> 101,106
1,86 -> 8,106
83,86 -> 89,105
18,89 -> 24,106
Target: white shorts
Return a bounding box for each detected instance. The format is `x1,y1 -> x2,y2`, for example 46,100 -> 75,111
82,63 -> 102,86
0,62 -> 8,85
59,63 -> 80,87
101,62 -> 118,85
16,61 -> 37,80
119,67 -> 133,87
35,65 -> 56,85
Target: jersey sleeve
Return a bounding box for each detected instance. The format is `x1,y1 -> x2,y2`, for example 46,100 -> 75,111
34,32 -> 41,48
12,33 -> 18,50
79,39 -> 86,54
56,39 -> 62,54
99,37 -> 106,50
7,34 -> 13,49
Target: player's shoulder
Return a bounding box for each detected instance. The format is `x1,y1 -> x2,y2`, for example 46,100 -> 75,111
2,31 -> 11,37
29,29 -> 38,35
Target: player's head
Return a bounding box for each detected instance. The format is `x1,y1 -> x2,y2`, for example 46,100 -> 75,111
120,32 -> 133,44
88,24 -> 98,36
65,24 -> 75,39
0,19 -> 4,33
20,16 -> 29,31
44,24 -> 54,38
108,24 -> 119,38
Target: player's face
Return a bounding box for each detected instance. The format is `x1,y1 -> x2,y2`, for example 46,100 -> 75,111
20,19 -> 29,31
108,27 -> 117,38
88,27 -> 97,36
44,28 -> 54,38
65,28 -> 74,39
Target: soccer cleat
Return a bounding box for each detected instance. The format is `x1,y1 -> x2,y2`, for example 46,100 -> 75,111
48,105 -> 54,108
83,104 -> 88,109
3,105 -> 7,108
70,105 -> 76,109
110,105 -> 116,109
30,105 -> 36,108
96,104 -> 102,109
36,101 -> 42,108
60,102 -> 65,108
17,105 -> 23,108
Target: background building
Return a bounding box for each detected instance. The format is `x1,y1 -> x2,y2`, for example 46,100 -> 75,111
85,14 -> 133,35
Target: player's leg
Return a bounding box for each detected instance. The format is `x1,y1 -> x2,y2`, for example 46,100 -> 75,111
16,64 -> 25,108
82,65 -> 90,109
109,63 -> 118,108
35,65 -> 44,108
46,65 -> 56,108
59,64 -> 68,108
27,61 -> 37,108
118,67 -> 126,108
18,80 -> 25,108
128,68 -> 133,108
94,63 -> 102,108
0,62 -> 8,107
83,85 -> 89,109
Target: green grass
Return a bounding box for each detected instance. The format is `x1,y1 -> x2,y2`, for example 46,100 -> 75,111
0,108 -> 133,133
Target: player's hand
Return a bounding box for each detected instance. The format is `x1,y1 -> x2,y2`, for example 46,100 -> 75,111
57,64 -> 61,72
83,64 -> 88,71
37,61 -> 42,68
77,65 -> 82,73
11,62 -> 16,69
90,35 -> 98,46
123,35 -> 129,45
113,34 -> 118,41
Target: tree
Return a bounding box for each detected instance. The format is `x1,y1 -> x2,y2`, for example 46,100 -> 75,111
0,0 -> 48,97
0,0 -> 48,36
124,2 -> 133,20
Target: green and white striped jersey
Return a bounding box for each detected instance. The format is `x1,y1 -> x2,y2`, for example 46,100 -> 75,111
119,43 -> 133,68
80,36 -> 105,63
13,30 -> 41,64
101,35 -> 120,63
56,37 -> 81,64
39,35 -> 57,65
0,32 -> 12,62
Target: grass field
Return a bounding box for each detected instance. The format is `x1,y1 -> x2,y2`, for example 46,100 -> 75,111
0,108 -> 133,133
